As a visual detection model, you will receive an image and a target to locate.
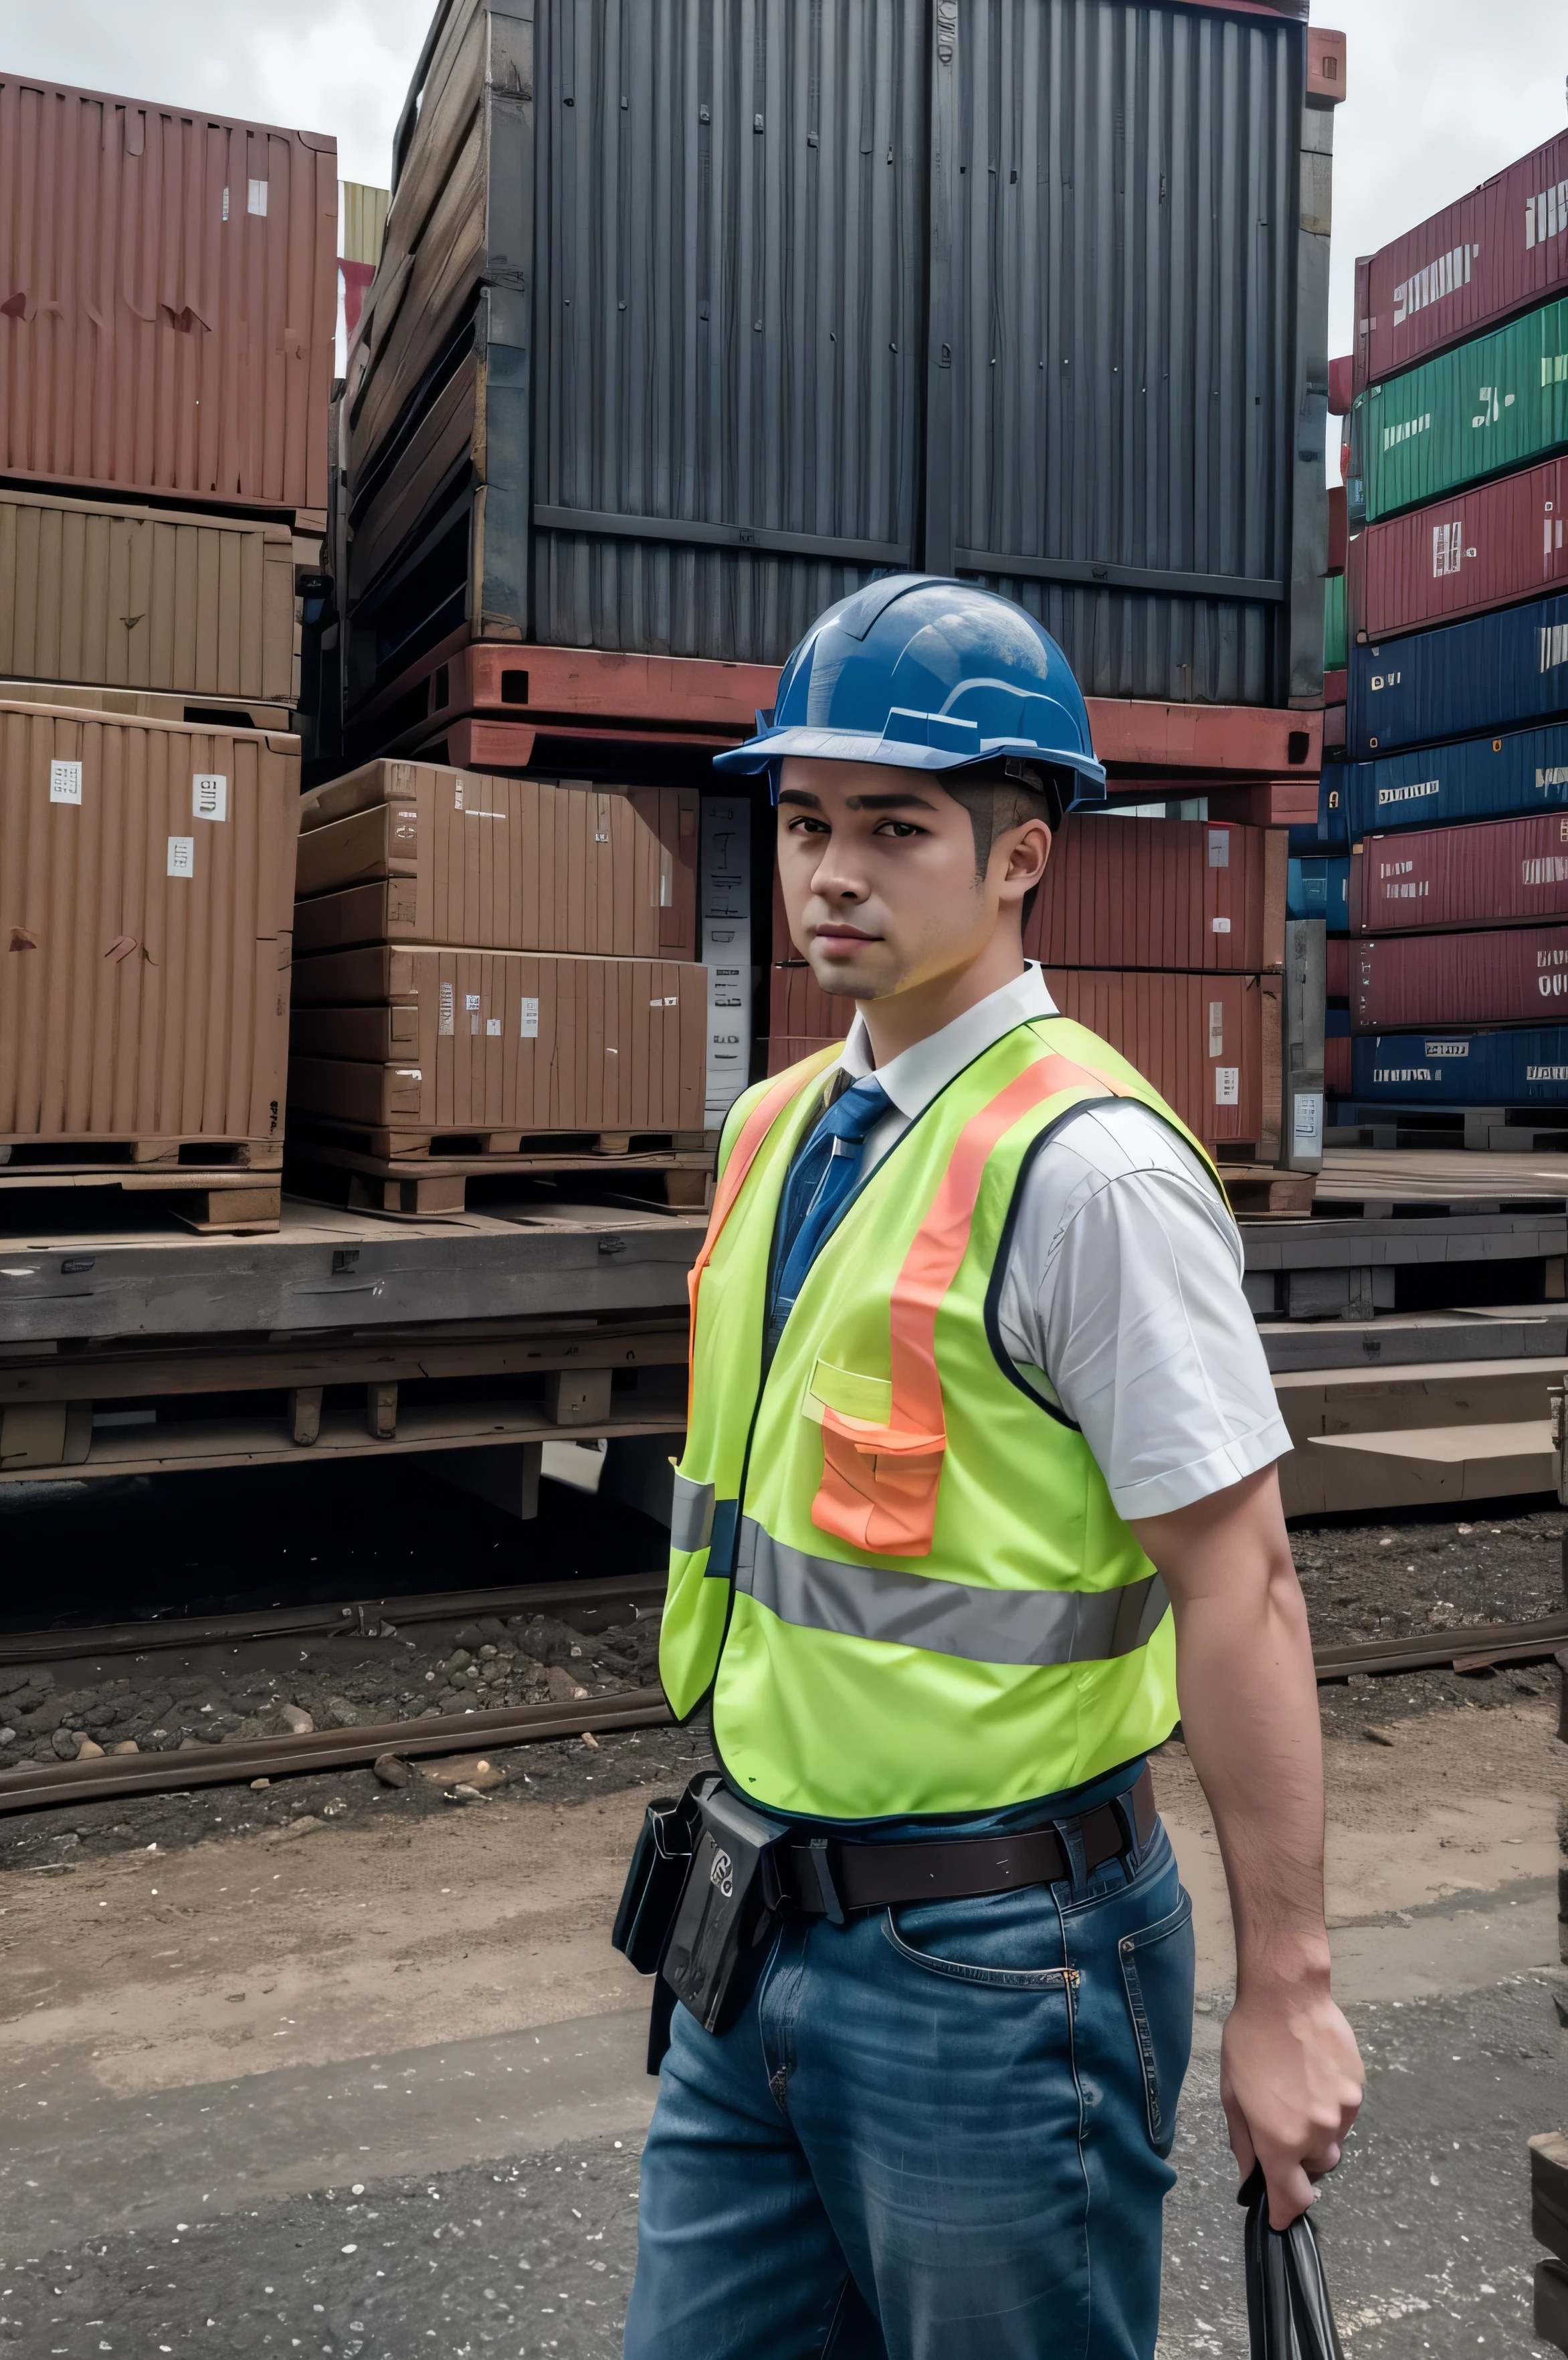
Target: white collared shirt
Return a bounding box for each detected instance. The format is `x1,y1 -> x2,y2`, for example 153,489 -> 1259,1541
827,964 -> 1291,1520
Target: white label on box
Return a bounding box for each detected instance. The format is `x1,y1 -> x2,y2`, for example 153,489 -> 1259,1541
520,996 -> 540,1039
453,780 -> 464,809
167,835 -> 195,879
1207,1000 -> 1225,1056
702,797 -> 753,1125
50,761 -> 82,805
439,982 -> 454,1036
486,1017 -> 501,1036
248,178 -> 268,216
465,993 -> 481,1011
1215,1066 -> 1240,1106
650,995 -> 680,1008
1211,915 -> 1231,934
1293,1090 -> 1322,1146
1207,829 -> 1230,868
192,773 -> 227,822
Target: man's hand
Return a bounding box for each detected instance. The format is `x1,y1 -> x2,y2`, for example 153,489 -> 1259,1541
1220,1979 -> 1365,2226
1131,1466 -> 1364,2227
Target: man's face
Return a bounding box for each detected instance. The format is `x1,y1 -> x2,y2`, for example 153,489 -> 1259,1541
775,757 -> 1050,1001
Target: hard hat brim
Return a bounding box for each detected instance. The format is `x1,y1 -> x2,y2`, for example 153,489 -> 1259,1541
715,724 -> 1107,809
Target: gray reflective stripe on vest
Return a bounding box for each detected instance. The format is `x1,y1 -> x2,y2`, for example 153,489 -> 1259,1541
670,1472 -> 716,1555
734,1518 -> 1169,1667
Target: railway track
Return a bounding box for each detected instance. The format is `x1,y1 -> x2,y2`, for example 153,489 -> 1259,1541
0,1586 -> 1559,1819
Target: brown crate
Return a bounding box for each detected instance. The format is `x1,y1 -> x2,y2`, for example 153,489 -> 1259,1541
1026,815 -> 1286,972
0,680 -> 292,731
288,951 -> 707,1133
0,700 -> 299,1148
0,487 -> 296,704
294,761 -> 698,958
0,76 -> 336,511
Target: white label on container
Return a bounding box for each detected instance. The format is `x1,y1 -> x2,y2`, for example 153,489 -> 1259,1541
1214,1066 -> 1240,1106
1207,1001 -> 1225,1056
192,773 -> 227,822
50,761 -> 82,805
439,982 -> 454,1036
486,1016 -> 501,1036
167,835 -> 195,879
465,993 -> 481,1010
1293,1091 -> 1322,1146
656,847 -> 674,908
453,780 -> 464,809
221,186 -> 230,222
1207,829 -> 1229,868
650,995 -> 680,1008
470,1013 -> 479,1036
1211,916 -> 1231,934
520,996 -> 540,1039
248,178 -> 269,216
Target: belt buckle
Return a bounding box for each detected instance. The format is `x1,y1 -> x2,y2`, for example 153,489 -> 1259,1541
805,1836 -> 847,1926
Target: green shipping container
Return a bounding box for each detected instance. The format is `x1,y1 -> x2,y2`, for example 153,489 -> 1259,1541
1351,293 -> 1568,525
1323,573 -> 1347,672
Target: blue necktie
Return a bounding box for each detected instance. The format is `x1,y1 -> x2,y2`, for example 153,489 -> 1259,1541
770,1076 -> 892,1331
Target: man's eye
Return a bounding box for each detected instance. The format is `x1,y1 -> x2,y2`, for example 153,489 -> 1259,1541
787,815 -> 831,835
874,819 -> 920,838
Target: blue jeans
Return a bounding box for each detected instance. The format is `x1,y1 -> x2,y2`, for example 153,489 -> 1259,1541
623,1815 -> 1194,2360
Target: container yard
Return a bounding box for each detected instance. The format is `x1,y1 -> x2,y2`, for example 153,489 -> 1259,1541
1,3 -> 1566,2356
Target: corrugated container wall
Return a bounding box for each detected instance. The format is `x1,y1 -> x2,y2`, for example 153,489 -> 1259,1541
1347,457 -> 1568,646
1350,587 -> 1568,758
1349,924 -> 1568,1033
0,78 -> 337,512
1350,1027 -> 1568,1104
1353,128 -> 1568,395
1351,815 -> 1568,933
342,0 -> 1329,705
0,702 -> 300,1147
0,486 -> 297,705
1347,294 -> 1568,529
1024,815 -> 1286,971
1345,722 -> 1568,839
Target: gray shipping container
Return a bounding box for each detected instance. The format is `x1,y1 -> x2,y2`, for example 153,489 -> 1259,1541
343,0 -> 1327,711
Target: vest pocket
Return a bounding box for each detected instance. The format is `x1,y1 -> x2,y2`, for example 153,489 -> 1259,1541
1117,1888 -> 1195,2154
669,1471 -> 716,1555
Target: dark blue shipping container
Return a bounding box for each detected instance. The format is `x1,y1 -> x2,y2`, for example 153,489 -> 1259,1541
1325,1006 -> 1351,1037
1351,1029 -> 1568,1104
1287,856 -> 1349,930
1344,721 -> 1568,842
1288,763 -> 1349,856
1349,587 -> 1568,759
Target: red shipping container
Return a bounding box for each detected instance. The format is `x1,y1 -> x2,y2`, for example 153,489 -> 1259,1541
1351,815 -> 1568,935
1345,458 -> 1568,645
1324,705 -> 1346,753
771,815 -> 1286,975
1323,668 -> 1347,706
1327,486 -> 1347,575
1326,937 -> 1350,998
1325,1036 -> 1352,1096
1353,131 -> 1568,394
1350,924 -> 1568,1031
0,76 -> 336,512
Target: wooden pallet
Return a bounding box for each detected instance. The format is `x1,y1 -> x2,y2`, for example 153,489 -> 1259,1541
1220,1167 -> 1316,1217
288,1120 -> 716,1215
0,1135 -> 282,1171
0,1165 -> 280,1234
1316,1147 -> 1568,1213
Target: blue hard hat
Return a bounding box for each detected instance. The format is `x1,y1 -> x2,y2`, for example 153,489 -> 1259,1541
714,574 -> 1106,809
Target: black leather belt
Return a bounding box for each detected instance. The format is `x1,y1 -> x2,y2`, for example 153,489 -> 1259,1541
773,1764 -> 1157,1923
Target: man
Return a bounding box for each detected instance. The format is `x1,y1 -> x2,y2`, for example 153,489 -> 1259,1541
624,577 -> 1362,2360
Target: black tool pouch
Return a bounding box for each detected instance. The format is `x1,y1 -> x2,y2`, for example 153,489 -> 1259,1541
658,1781 -> 784,2037
611,1781 -> 705,1974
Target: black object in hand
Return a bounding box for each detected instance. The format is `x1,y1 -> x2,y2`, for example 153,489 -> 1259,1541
1239,2163 -> 1346,2360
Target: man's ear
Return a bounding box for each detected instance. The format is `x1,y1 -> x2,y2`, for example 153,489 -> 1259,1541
995,817 -> 1052,903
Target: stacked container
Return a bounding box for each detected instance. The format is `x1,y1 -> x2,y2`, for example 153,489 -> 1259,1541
0,76 -> 337,1201
1332,130 -> 1568,1135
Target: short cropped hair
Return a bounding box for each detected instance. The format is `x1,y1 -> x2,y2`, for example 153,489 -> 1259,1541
941,758 -> 1070,928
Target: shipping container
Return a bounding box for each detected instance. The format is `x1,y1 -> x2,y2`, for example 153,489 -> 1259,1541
1350,811 -> 1568,934
0,700 -> 299,1149
342,0 -> 1331,706
1287,761 -> 1349,854
0,76 -> 336,512
1346,456 -> 1568,646
766,961 -> 1281,1157
1349,924 -> 1568,1033
1287,856 -> 1349,928
1324,573 -> 1347,670
0,486 -> 298,708
1327,484 -> 1347,575
1323,1030 -> 1351,1095
1350,1026 -> 1568,1104
288,948 -> 706,1133
1349,586 -> 1568,757
1345,720 -> 1568,839
1346,294 -> 1568,529
1324,701 -> 1345,751
293,760 -> 697,959
1351,128 -> 1568,395
0,681 -> 290,730
1024,815 -> 1286,972
1325,935 -> 1349,997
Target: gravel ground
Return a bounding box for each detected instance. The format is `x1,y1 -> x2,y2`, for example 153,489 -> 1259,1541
0,1976 -> 1557,2357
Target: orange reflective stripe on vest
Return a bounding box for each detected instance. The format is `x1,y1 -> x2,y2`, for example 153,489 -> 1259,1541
810,1053 -> 1129,1557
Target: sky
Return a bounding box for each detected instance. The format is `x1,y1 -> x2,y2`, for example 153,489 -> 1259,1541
4,0 -> 1566,462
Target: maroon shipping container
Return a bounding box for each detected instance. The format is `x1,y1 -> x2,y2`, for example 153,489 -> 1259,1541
1327,486 -> 1347,576
1353,131 -> 1568,394
0,76 -> 336,512
1351,815 -> 1568,935
1324,705 -> 1345,753
1326,937 -> 1349,998
1325,1036 -> 1351,1096
1350,923 -> 1568,1032
1347,458 -> 1568,645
